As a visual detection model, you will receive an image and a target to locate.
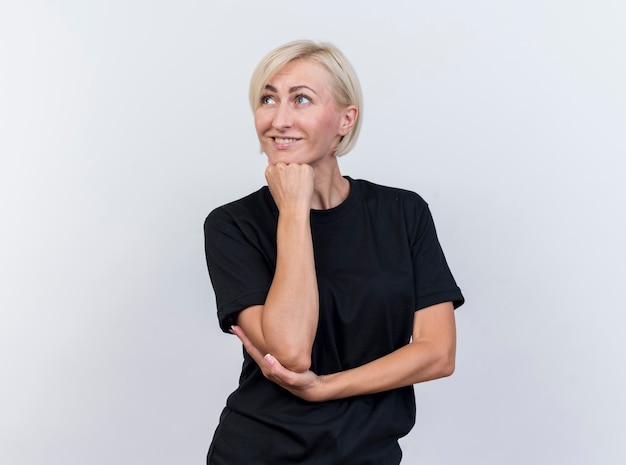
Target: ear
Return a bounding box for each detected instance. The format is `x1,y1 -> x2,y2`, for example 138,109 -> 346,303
338,105 -> 358,136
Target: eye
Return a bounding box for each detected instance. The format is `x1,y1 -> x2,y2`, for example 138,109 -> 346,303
261,95 -> 276,105
295,94 -> 311,105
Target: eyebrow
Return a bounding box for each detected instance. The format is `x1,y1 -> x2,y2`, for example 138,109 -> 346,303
264,84 -> 318,95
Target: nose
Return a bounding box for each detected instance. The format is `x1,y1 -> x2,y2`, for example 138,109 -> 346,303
272,101 -> 294,129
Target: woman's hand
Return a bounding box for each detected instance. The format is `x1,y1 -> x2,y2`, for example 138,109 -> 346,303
265,163 -> 314,214
231,325 -> 328,402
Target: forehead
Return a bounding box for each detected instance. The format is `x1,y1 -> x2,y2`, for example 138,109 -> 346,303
267,58 -> 334,91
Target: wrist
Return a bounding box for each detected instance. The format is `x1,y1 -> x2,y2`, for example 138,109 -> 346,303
316,372 -> 343,402
278,202 -> 311,219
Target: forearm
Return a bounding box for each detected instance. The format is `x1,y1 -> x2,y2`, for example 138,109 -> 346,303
233,302 -> 456,402
317,302 -> 457,401
238,209 -> 319,372
264,211 -> 319,368
319,339 -> 455,401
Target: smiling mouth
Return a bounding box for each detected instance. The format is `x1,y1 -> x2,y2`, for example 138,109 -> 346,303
273,137 -> 298,144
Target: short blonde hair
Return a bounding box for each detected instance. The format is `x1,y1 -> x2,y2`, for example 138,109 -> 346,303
249,40 -> 363,157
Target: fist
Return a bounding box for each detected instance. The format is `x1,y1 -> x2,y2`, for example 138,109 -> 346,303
265,163 -> 314,213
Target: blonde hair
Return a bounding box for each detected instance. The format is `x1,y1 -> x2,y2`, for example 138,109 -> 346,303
249,40 -> 363,156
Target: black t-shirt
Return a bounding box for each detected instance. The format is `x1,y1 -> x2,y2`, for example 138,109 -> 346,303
204,177 -> 464,465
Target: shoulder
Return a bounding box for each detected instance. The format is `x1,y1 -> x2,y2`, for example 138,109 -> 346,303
351,178 -> 429,213
205,186 -> 274,227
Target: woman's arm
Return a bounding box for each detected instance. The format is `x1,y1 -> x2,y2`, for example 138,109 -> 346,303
232,301 -> 456,402
236,163 -> 319,373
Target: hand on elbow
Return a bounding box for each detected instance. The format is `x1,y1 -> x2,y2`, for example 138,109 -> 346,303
272,349 -> 312,373
231,324 -> 313,373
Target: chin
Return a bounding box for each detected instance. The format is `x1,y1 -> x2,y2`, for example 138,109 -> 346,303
266,152 -> 299,165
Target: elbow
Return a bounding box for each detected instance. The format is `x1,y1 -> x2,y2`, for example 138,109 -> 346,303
278,354 -> 312,373
433,346 -> 456,379
260,330 -> 314,372
439,355 -> 455,378
270,345 -> 312,373
263,327 -> 316,373
284,357 -> 312,373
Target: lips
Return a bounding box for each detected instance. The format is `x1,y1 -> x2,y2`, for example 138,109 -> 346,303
273,137 -> 298,144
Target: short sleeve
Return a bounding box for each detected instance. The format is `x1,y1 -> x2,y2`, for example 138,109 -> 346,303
409,200 -> 464,311
204,207 -> 275,332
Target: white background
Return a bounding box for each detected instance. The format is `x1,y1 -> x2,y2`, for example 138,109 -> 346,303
1,1 -> 625,464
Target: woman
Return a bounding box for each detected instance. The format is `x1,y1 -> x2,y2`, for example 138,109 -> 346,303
204,39 -> 464,465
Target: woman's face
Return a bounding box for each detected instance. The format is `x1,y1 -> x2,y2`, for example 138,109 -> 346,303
254,59 -> 355,167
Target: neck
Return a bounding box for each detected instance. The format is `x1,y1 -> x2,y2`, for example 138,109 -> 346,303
310,158 -> 349,210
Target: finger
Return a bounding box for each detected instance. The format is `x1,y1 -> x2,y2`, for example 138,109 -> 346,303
262,353 -> 290,379
261,354 -> 302,385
